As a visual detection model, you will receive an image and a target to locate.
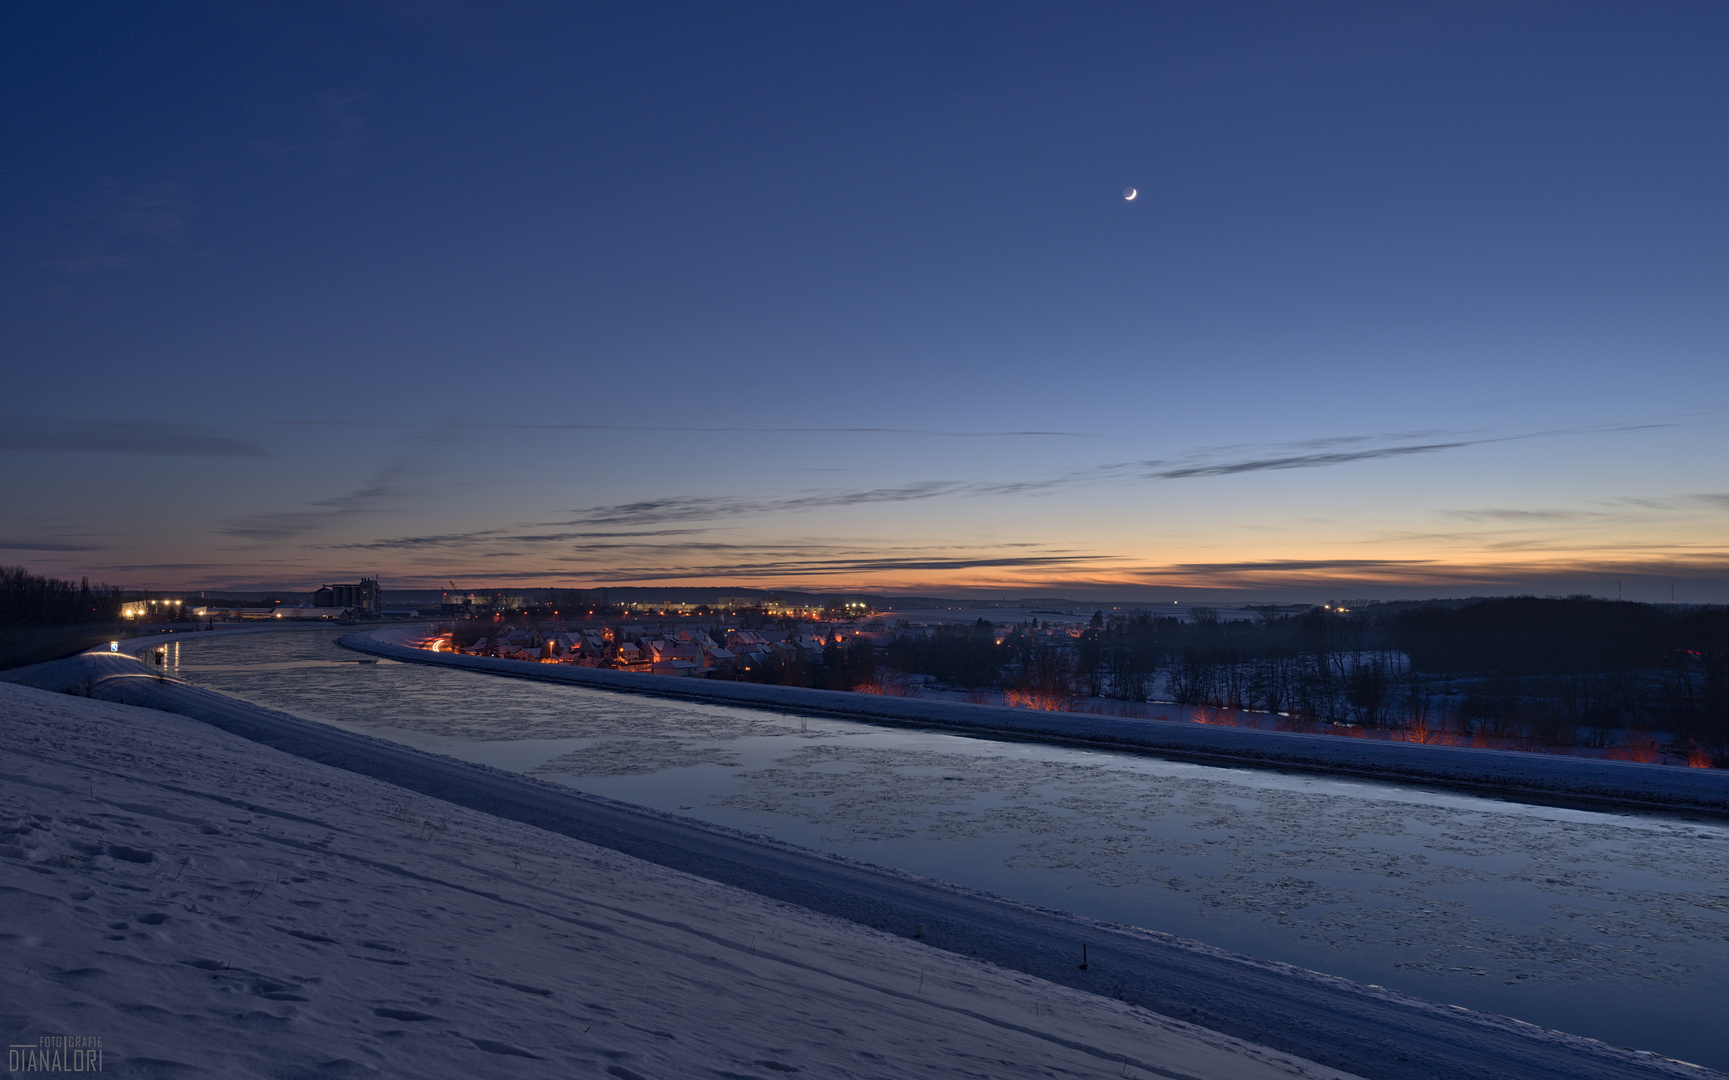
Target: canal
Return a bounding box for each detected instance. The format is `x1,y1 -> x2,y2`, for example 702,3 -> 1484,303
160,628 -> 1729,1070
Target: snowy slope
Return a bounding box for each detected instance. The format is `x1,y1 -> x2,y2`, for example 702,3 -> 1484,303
0,680 -> 1370,1080
342,628 -> 1729,817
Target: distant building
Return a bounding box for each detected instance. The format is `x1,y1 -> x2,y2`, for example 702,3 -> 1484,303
440,591 -> 524,615
314,579 -> 381,615
273,607 -> 336,621
120,598 -> 187,620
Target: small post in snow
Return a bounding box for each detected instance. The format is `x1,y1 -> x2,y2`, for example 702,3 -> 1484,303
1079,943 -> 1089,971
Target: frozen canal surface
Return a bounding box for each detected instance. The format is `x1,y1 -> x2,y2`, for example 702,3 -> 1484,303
164,629 -> 1729,1071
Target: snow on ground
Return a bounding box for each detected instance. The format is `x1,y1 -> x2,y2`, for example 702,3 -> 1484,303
7,643 -> 1720,1079
0,681 -> 1361,1080
348,628 -> 1729,818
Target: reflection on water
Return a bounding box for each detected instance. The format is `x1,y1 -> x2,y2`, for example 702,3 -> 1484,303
170,629 -> 1729,1069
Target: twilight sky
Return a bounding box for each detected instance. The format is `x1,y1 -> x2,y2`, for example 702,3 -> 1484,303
3,2 -> 1727,601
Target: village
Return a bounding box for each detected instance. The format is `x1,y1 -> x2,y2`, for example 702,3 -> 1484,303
436,614 -> 1089,686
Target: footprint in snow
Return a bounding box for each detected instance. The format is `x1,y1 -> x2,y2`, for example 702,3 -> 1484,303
468,1038 -> 539,1059
255,980 -> 309,1001
479,975 -> 553,996
275,926 -> 336,943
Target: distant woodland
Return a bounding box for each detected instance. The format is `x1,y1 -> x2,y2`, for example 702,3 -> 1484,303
0,566 -> 122,627
738,597 -> 1729,766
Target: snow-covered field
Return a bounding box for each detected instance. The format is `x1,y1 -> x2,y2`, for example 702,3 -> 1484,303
1,679 -> 1358,1080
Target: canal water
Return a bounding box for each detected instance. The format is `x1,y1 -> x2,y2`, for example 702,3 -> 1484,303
161,628 -> 1729,1070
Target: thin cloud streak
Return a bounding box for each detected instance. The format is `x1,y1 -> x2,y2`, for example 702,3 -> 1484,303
433,553 -> 1109,583
1136,440 -> 1479,480
1444,492 -> 1729,523
323,528 -> 712,551
222,462 -> 412,541
1446,508 -> 1598,522
262,419 -> 1098,438
1126,420 -> 1672,482
0,419 -> 267,458
0,539 -> 104,552
1159,558 -> 1430,574
571,482 -> 963,527
1119,553 -> 1729,589
41,182 -> 195,274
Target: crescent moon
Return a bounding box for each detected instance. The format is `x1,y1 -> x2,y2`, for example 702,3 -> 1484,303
1123,187 -> 1137,201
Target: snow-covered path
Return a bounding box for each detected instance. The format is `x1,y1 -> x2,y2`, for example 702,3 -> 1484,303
5,648 -> 1714,1079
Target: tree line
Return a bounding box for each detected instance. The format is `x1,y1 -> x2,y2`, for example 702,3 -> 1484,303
752,597 -> 1729,765
0,566 -> 123,627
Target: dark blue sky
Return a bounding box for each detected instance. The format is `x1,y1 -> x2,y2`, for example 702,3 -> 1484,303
4,2 -> 1726,598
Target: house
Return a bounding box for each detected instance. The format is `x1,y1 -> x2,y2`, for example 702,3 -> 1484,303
726,630 -> 767,651
509,628 -> 547,650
